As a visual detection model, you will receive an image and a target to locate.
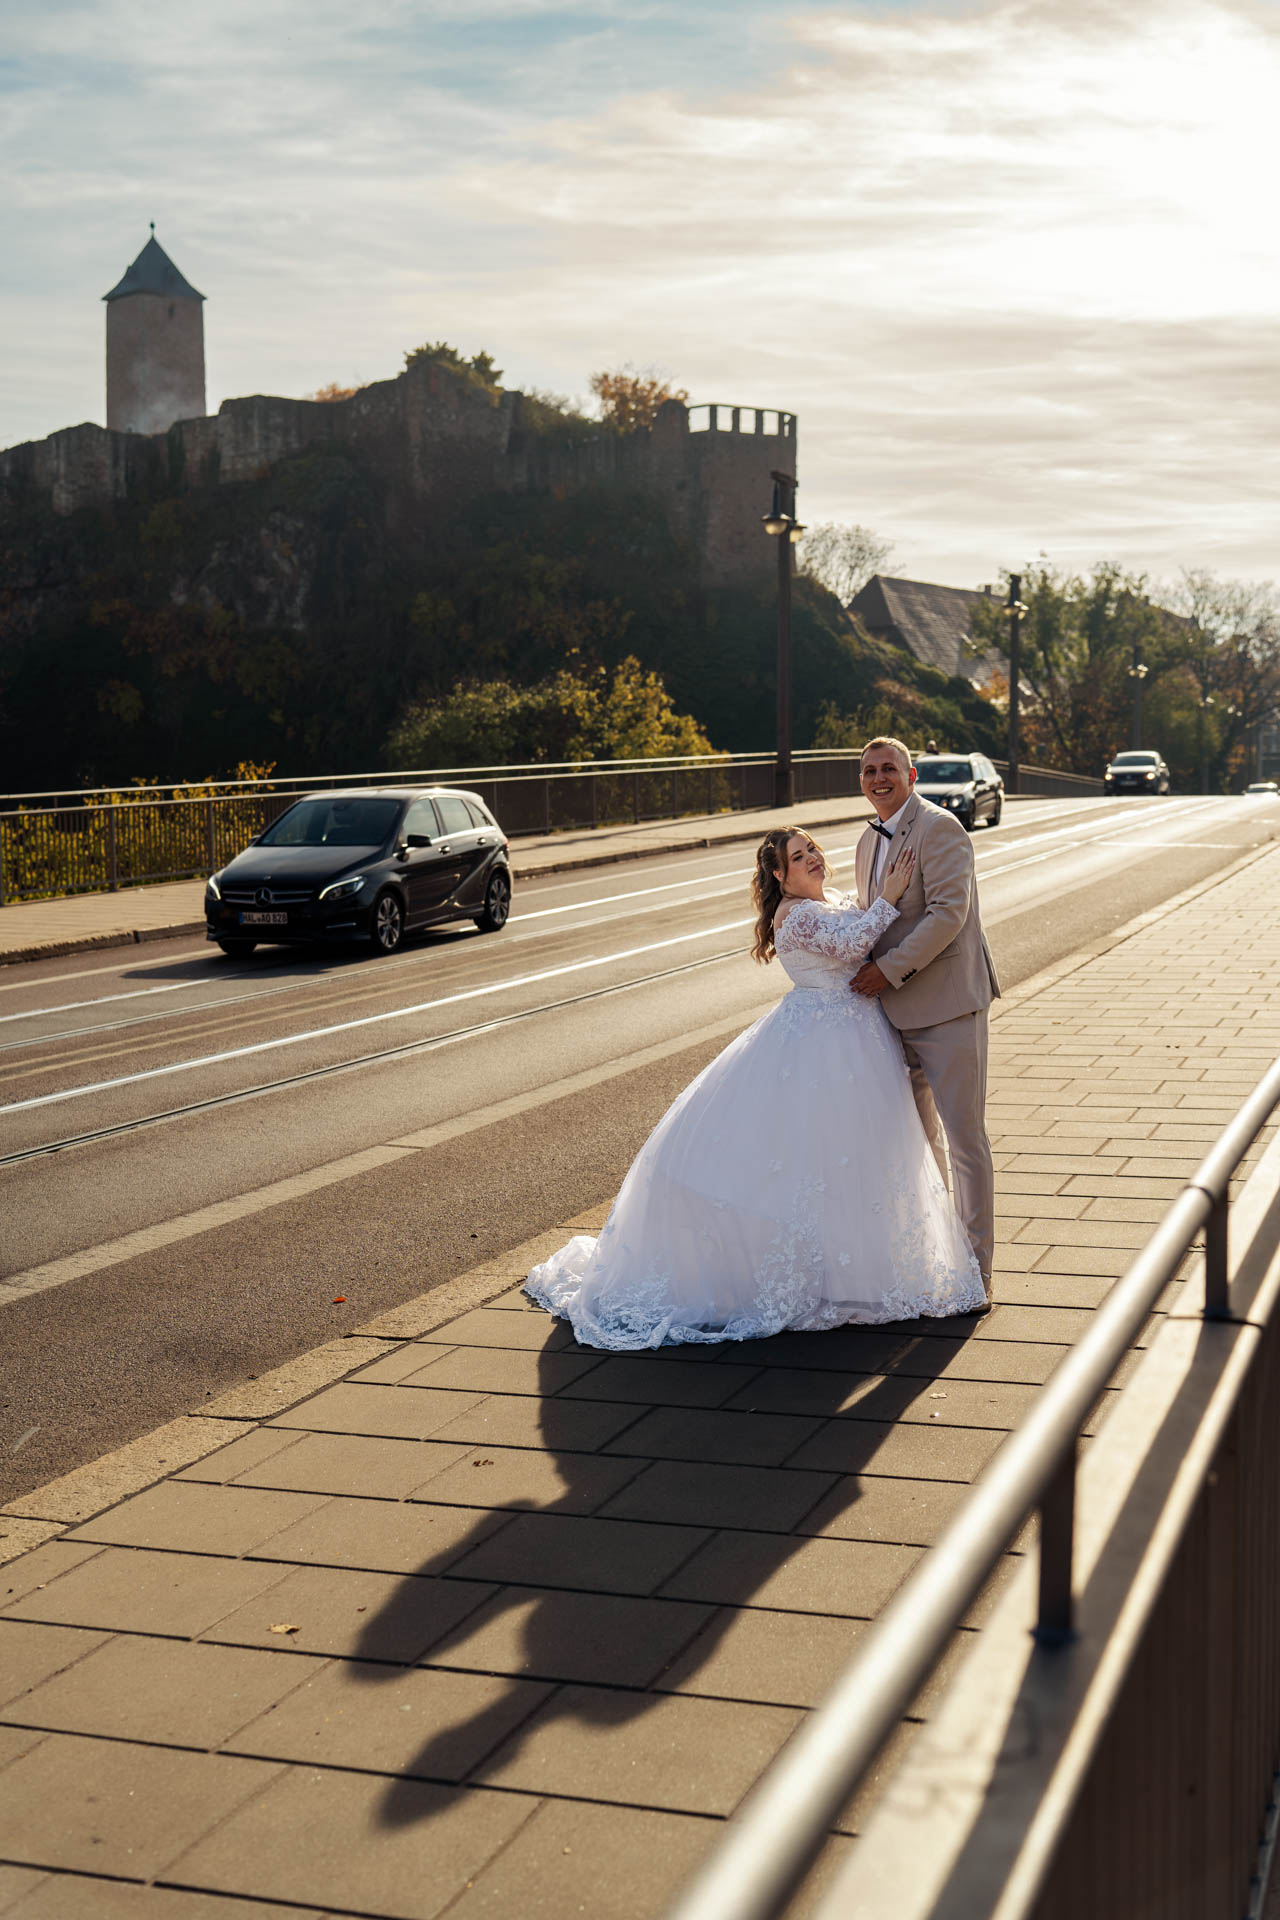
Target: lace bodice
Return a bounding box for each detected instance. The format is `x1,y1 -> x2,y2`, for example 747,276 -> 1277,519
773,892 -> 899,989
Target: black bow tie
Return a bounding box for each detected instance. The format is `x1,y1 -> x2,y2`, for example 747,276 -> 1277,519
869,821 -> 894,841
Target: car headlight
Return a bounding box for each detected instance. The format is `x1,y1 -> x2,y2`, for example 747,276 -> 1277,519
206,872 -> 223,901
319,874 -> 367,902
1144,771 -> 1156,781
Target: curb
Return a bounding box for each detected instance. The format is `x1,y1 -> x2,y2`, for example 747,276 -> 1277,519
0,1213 -> 603,1558
0,807 -> 875,969
0,919 -> 207,968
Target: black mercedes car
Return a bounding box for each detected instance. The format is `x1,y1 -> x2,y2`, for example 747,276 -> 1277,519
1104,750 -> 1171,795
912,753 -> 1004,830
204,788 -> 512,958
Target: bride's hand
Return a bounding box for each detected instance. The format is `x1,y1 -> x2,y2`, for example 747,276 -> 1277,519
881,846 -> 915,905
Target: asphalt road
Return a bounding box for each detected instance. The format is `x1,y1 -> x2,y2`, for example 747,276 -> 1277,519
3,793 -> 1277,1501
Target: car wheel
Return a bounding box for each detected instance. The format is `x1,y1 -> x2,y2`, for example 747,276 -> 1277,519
216,938 -> 258,959
474,868 -> 512,933
989,796 -> 1002,826
369,890 -> 405,955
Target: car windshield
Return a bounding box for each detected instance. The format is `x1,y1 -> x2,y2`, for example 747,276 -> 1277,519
1113,753 -> 1158,766
915,760 -> 972,782
259,798 -> 401,848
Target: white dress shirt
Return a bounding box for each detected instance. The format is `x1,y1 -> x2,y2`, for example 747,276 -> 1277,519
871,799 -> 911,891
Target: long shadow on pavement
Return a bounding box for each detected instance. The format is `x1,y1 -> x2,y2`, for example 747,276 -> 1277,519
347,1306 -> 996,1830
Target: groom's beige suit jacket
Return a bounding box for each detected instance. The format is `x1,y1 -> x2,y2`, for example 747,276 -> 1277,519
853,790 -> 1000,1028
855,788 -> 1000,1279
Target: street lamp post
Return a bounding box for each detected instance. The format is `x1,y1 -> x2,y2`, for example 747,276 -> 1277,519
763,472 -> 803,810
1198,692 -> 1215,795
1006,576 -> 1028,796
1128,645 -> 1149,751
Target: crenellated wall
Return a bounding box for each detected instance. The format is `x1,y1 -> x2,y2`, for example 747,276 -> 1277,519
0,366 -> 797,590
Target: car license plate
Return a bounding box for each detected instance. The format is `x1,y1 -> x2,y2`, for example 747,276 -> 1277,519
240,911 -> 288,926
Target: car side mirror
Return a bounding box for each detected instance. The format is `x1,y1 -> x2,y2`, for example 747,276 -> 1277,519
405,832 -> 431,849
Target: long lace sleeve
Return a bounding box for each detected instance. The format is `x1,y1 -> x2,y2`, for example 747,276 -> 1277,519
775,894 -> 899,965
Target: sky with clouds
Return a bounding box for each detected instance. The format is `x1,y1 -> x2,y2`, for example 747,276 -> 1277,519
2,0 -> 1276,589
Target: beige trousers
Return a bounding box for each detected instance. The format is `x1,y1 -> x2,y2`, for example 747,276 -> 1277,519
899,1009 -> 994,1282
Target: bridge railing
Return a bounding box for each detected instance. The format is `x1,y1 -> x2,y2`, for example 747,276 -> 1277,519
669,1054 -> 1280,1920
0,751 -> 1104,906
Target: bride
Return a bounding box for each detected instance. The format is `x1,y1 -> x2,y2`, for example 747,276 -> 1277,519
525,826 -> 987,1349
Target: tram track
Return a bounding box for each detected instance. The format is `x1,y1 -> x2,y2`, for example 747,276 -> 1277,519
0,802 -> 1158,1062
0,797 -> 1234,1125
0,941 -> 746,1167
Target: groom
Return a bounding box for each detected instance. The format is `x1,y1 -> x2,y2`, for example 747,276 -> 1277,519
850,736 -> 1000,1298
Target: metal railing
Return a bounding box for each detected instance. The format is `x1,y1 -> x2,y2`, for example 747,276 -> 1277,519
0,752 -> 1103,907
669,1053 -> 1280,1920
0,752 -> 865,906
990,759 -> 1104,798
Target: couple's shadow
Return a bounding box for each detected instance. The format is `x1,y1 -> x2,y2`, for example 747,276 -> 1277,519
346,1310 -> 985,1828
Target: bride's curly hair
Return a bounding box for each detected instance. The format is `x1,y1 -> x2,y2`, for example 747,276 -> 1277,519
751,826 -> 826,964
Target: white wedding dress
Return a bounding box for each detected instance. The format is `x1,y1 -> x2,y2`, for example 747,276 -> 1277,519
525,892 -> 986,1349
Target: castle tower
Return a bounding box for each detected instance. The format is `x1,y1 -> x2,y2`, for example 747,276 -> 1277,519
103,228 -> 206,434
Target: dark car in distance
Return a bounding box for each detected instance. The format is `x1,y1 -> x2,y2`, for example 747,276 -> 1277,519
205,788 -> 512,959
1104,750 -> 1171,795
912,754 -> 1004,830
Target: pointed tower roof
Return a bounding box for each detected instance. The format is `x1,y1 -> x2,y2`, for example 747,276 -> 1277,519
103,229 -> 204,303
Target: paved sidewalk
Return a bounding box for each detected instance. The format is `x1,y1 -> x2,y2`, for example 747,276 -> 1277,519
0,795 -> 876,965
1,847 -> 1278,1918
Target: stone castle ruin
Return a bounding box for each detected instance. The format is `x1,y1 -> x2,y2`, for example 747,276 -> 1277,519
2,236 -> 796,592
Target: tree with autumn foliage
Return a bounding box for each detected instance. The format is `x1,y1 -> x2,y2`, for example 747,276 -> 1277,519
386,655 -> 716,767
968,560 -> 1280,790
589,366 -> 690,433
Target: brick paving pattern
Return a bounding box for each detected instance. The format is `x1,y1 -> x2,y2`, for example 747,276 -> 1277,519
2,851 -> 1279,1917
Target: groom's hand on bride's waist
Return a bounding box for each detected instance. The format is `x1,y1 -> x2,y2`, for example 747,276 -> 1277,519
851,961 -> 890,997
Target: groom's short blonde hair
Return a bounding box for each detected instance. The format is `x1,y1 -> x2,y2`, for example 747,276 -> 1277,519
859,735 -> 913,773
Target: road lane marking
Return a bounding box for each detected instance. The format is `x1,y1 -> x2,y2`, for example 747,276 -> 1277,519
0,800 -> 1127,1017
0,797 -> 1245,1112
0,1144 -> 415,1300
0,946 -> 755,1169
0,799 -> 1154,1026
975,797 -> 1237,884
6,819 -> 1268,1302
0,846 -> 851,1032
0,1011 -> 755,1303
0,918 -> 753,1116
0,951 -> 214,994
973,795 -> 1220,868
0,980 -> 200,1024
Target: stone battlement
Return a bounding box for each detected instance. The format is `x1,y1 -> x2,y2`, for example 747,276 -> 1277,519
0,366 -> 797,590
688,403 -> 796,442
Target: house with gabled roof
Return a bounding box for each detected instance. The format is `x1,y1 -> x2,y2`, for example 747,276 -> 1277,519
850,574 -> 1005,689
